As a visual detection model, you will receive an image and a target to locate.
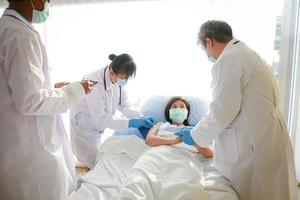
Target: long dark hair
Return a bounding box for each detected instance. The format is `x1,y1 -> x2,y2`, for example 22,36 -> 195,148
164,96 -> 190,126
109,54 -> 136,79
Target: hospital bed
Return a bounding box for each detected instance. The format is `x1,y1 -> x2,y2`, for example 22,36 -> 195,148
69,96 -> 240,200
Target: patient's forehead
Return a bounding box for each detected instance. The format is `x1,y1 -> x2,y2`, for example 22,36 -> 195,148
171,100 -> 187,108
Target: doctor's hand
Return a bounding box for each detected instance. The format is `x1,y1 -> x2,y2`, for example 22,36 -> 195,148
175,128 -> 196,145
137,117 -> 156,139
128,117 -> 155,129
142,116 -> 157,128
54,82 -> 70,88
180,126 -> 194,132
138,127 -> 150,139
80,81 -> 93,94
144,116 -> 157,125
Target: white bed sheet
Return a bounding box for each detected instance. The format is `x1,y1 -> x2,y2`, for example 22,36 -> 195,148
69,136 -> 240,200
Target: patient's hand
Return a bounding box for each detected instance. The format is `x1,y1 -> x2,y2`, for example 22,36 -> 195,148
171,136 -> 182,145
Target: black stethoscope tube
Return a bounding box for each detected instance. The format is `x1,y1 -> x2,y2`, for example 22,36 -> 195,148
104,66 -> 122,106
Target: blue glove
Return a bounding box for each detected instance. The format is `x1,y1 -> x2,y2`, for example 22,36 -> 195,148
138,127 -> 150,139
128,118 -> 155,129
180,126 -> 194,132
175,126 -> 193,136
175,128 -> 196,145
144,116 -> 157,125
137,116 -> 156,139
140,116 -> 157,128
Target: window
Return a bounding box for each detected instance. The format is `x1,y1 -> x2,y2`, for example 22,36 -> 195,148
43,0 -> 284,104
1,0 -> 284,103
280,0 -> 300,182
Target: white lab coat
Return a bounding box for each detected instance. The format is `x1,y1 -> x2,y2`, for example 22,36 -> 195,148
191,39 -> 297,200
70,67 -> 142,168
0,9 -> 86,200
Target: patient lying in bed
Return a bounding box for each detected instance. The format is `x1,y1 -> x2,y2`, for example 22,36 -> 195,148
145,96 -> 213,158
69,97 -> 240,200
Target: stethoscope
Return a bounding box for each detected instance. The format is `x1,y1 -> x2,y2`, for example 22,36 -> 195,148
233,40 -> 240,45
103,66 -> 122,106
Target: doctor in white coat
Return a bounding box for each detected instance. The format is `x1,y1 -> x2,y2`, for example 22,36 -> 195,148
176,20 -> 297,200
70,53 -> 154,168
0,0 -> 93,200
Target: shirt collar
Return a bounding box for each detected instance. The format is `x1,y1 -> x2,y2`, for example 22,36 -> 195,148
3,9 -> 37,33
217,38 -> 240,60
222,38 -> 239,52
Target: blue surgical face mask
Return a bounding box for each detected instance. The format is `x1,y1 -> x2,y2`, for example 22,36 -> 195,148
169,108 -> 188,124
208,55 -> 216,63
29,0 -> 50,24
116,79 -> 127,86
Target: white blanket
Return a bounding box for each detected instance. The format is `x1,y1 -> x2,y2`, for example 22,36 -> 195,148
69,136 -> 239,200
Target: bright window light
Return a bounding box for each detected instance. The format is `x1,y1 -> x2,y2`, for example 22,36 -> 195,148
1,0 -> 284,103
43,0 -> 283,104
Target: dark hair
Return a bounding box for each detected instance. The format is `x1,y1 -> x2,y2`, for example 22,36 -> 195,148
198,20 -> 233,48
109,53 -> 136,79
165,96 -> 190,126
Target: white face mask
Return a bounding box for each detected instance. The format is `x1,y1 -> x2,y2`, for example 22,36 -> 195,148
116,79 -> 127,86
169,108 -> 188,123
29,0 -> 50,24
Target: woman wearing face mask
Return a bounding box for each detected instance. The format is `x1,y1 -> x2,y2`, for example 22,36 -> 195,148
70,54 -> 155,169
145,97 -> 213,158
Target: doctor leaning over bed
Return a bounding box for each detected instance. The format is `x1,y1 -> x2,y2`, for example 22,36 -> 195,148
175,20 -> 297,200
70,54 -> 155,169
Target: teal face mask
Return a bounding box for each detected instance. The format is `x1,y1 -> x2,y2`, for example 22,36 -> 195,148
116,79 -> 127,86
169,108 -> 188,123
208,55 -> 216,63
29,0 -> 50,24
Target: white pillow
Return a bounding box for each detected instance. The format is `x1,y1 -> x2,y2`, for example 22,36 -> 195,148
138,95 -> 208,126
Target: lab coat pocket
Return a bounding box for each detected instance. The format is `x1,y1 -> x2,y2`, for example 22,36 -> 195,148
36,116 -> 60,152
215,128 -> 238,163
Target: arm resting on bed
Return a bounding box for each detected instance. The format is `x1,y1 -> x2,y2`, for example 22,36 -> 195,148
145,124 -> 181,146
